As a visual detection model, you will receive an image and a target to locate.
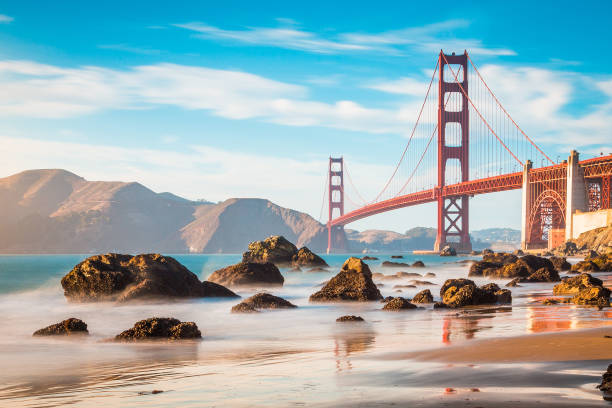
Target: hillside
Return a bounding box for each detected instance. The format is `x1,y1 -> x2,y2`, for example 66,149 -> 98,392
0,169 -> 326,253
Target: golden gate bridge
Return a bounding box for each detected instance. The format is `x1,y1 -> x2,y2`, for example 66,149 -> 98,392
321,51 -> 612,253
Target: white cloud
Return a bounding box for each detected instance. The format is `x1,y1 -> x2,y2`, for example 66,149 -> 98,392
174,22 -> 373,54
0,14 -> 13,23
0,58 -> 415,134
366,63 -> 612,154
174,19 -> 515,57
0,134 -> 394,222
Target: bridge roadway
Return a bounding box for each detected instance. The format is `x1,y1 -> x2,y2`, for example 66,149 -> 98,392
329,154 -> 612,228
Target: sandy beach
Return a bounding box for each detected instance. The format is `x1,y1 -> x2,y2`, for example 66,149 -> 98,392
398,326 -> 612,363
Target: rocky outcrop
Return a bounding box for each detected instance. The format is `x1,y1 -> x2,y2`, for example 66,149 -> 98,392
362,256 -> 378,260
391,255 -> 404,259
382,297 -> 418,310
572,225 -> 612,254
292,247 -> 328,266
526,267 -> 561,282
439,279 -> 511,308
469,254 -> 557,281
231,293 -> 297,313
412,289 -> 434,303
439,245 -> 456,256
310,257 -> 382,302
61,253 -> 237,302
33,318 -> 88,336
550,256 -> 571,271
553,273 -> 605,295
115,318 -> 201,340
336,315 -> 364,322
571,253 -> 612,273
207,262 -> 284,287
483,252 -> 518,265
571,286 -> 610,306
598,364 -> 612,393
242,235 -> 298,264
381,261 -> 410,268
241,235 -> 327,268
412,261 -> 425,267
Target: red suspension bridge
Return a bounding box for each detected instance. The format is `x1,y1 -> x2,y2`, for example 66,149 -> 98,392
322,51 -> 612,253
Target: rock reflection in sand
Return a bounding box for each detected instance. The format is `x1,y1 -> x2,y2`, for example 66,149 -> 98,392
332,325 -> 376,372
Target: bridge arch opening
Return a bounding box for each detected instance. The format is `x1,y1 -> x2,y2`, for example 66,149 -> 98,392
444,92 -> 463,112
443,64 -> 464,83
444,158 -> 463,185
527,190 -> 566,249
444,122 -> 463,147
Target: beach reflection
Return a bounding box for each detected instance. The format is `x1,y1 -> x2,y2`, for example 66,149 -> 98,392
333,326 -> 376,372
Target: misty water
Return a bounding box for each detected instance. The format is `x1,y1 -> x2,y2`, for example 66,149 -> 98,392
1,253 -> 611,407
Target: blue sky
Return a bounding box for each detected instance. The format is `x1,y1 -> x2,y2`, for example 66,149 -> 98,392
0,0 -> 610,232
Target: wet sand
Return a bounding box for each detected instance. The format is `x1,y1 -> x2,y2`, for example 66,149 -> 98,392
398,326 -> 612,363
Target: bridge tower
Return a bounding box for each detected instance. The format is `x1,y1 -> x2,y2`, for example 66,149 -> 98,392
434,51 -> 472,253
327,157 -> 347,253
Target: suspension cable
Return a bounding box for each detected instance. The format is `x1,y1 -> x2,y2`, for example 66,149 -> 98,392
466,54 -> 554,165
318,169 -> 329,223
343,161 -> 368,205
371,59 -> 440,203
442,53 -> 523,166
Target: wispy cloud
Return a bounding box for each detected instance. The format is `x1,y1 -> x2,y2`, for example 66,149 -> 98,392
174,22 -> 373,54
98,44 -> 162,55
0,14 -> 13,23
0,59 -> 412,134
0,58 -> 610,155
0,134 -> 391,219
174,19 -> 516,57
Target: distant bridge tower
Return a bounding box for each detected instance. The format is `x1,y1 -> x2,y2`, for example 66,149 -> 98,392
434,51 -> 472,252
327,157 -> 347,253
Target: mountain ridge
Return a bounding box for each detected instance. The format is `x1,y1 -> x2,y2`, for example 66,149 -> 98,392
0,169 -> 521,253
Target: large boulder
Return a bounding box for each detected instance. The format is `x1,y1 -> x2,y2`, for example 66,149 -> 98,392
292,247 -> 328,267
555,241 -> 579,256
412,289 -> 433,303
115,318 -> 201,341
242,235 -> 328,267
207,262 -> 284,288
468,261 -> 502,277
231,292 -> 297,313
553,273 -> 605,295
381,260 -> 411,268
242,235 -> 297,264
310,257 -> 382,302
526,267 -> 561,282
382,297 -> 418,311
439,279 -> 511,308
470,255 -> 557,280
550,256 -> 571,271
571,286 -> 610,306
33,318 -> 88,336
483,252 -> 518,265
571,260 -> 600,273
572,253 -> 612,273
599,364 -> 612,393
439,245 -> 456,256
61,253 -> 237,302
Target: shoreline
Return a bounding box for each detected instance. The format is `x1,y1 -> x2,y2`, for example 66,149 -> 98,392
392,326 -> 612,363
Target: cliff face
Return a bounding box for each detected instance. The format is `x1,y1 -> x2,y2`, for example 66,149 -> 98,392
0,169 -> 327,253
573,225 -> 612,253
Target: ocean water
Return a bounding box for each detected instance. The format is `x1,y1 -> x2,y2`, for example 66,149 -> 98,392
0,253 -> 610,407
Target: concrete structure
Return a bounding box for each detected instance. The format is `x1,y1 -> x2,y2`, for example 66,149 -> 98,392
571,209 -> 612,239
520,160 -> 532,250
565,150 -> 588,240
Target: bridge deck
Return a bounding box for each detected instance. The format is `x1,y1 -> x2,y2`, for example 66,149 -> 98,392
329,155 -> 612,227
